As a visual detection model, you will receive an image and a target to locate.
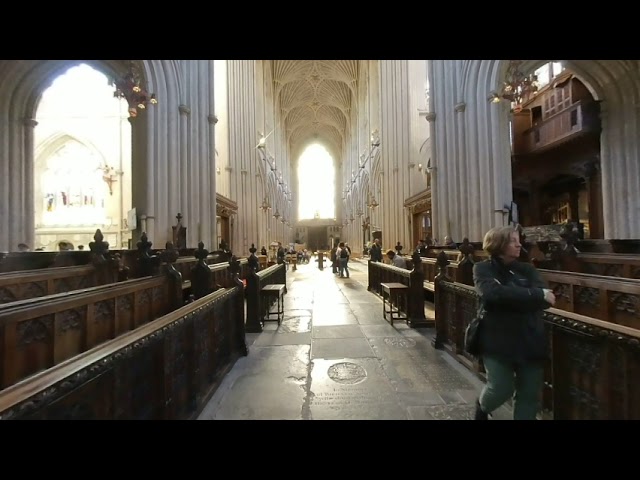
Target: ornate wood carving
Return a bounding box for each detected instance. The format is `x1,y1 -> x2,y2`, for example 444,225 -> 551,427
609,293 -> 639,317
603,263 -> 623,278
23,282 -> 47,299
118,294 -> 133,312
543,313 -> 640,351
575,286 -> 599,307
94,300 -> 115,324
58,309 -> 83,333
0,286 -> 17,303
138,290 -> 151,305
17,316 -> 53,346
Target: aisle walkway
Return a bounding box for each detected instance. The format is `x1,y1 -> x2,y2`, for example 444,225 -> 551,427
198,258 -> 512,420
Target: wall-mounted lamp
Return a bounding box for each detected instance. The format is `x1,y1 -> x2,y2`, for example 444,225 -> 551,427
418,163 -> 423,172
216,166 -> 221,175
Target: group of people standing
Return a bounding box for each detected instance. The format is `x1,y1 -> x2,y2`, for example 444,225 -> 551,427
330,242 -> 351,278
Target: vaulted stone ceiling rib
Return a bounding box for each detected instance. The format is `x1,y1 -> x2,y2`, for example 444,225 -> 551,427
271,60 -> 359,156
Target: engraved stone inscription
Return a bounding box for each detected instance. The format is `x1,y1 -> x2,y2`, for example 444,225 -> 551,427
311,388 -> 393,407
327,362 -> 367,384
383,337 -> 416,348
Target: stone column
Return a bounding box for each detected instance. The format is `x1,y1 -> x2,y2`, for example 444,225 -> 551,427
178,104 -> 191,243
22,118 -> 37,250
379,60 -> 413,251
599,96 -> 640,239
228,60 -> 258,254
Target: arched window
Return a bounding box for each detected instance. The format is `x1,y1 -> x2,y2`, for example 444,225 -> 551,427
297,144 -> 335,220
40,140 -> 107,226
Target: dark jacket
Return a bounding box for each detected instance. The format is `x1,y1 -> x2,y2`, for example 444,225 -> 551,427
473,257 -> 551,364
370,243 -> 382,262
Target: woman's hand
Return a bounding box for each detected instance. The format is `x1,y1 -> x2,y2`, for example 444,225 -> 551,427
543,288 -> 556,306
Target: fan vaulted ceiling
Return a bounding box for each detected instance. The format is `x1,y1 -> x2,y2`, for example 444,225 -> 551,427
271,60 -> 359,158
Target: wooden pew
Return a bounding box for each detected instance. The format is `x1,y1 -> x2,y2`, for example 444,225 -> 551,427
0,282 -> 247,420
245,259 -> 287,333
366,254 -> 431,328
0,256 -> 183,390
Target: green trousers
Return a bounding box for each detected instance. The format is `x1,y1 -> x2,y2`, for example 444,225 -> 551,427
479,355 -> 544,420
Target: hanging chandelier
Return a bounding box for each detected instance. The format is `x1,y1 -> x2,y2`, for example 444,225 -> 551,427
113,61 -> 157,118
488,60 -> 539,113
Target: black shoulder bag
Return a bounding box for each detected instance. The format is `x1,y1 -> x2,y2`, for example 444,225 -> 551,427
464,314 -> 482,356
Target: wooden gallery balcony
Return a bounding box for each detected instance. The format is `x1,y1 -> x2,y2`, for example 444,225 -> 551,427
514,101 -> 601,156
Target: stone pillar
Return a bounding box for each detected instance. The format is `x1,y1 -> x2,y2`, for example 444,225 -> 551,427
22,118 -> 37,250
430,60 -> 514,243
599,96 -> 640,239
178,104 -> 191,243
379,60 -> 413,251
228,60 -> 258,254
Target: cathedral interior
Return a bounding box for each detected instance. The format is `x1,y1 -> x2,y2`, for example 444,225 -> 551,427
0,60 -> 638,420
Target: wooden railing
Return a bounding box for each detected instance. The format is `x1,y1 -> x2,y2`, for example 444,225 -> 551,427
538,269 -> 640,329
367,259 -> 430,327
245,262 -> 286,333
0,263 -> 119,304
0,285 -> 246,420
518,100 -> 599,155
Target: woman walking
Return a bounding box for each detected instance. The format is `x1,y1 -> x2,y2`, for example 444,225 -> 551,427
473,226 -> 556,420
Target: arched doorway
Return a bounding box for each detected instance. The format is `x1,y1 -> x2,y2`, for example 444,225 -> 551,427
34,64 -> 133,250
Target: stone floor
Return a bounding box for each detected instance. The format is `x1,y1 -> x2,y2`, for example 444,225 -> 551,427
198,257 -> 512,420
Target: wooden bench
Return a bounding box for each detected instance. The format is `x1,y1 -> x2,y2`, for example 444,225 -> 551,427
261,284 -> 285,325
380,282 -> 409,325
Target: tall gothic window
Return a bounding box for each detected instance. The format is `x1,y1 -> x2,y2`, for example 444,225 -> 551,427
40,141 -> 108,226
297,144 -> 335,220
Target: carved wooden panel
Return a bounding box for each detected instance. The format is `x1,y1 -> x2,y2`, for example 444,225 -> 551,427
54,307 -> 87,365
128,341 -> 163,420
152,285 -> 165,319
90,299 -> 116,347
608,293 -> 640,329
38,369 -> 115,420
135,289 -> 151,328
0,282 -> 47,303
554,330 -> 602,419
115,294 -> 134,335
443,288 -> 456,348
0,286 -> 17,303
193,307 -> 213,404
573,286 -> 600,318
164,318 -> 193,419
3,315 -> 54,388
608,345 -> 628,419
